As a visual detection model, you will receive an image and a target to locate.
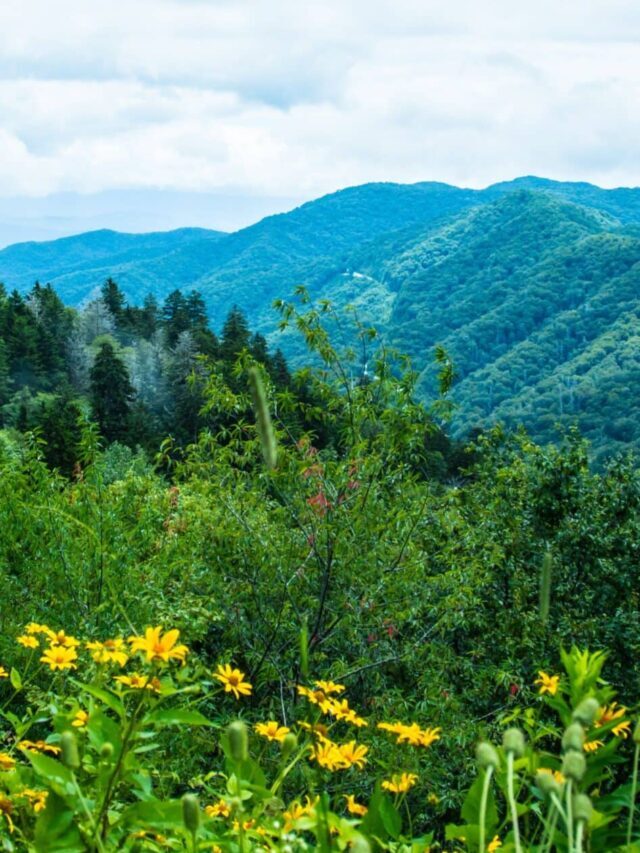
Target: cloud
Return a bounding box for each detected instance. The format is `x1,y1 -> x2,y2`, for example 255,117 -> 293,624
0,0 -> 638,208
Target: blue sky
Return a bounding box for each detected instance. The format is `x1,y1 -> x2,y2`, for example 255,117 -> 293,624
0,0 -> 638,243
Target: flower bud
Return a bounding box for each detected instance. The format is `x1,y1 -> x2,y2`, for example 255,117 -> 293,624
572,698 -> 600,727
476,742 -> 500,770
349,837 -> 372,852
536,770 -> 562,798
280,732 -> 298,762
562,751 -> 586,782
502,728 -> 525,757
182,793 -> 200,834
573,793 -> 592,824
60,731 -> 80,769
99,742 -> 114,760
227,721 -> 248,763
562,723 -> 585,753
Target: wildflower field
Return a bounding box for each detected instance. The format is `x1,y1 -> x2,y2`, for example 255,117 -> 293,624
2,301 -> 640,850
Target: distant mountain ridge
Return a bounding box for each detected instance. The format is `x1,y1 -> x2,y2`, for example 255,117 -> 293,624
2,176 -> 640,460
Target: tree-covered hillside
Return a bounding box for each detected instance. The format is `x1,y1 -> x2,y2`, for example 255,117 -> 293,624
3,177 -> 640,460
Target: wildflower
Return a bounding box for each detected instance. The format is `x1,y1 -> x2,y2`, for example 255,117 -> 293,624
377,721 -> 440,747
24,623 -> 50,636
297,684 -> 333,712
326,698 -> 368,727
44,629 -> 80,648
214,663 -> 252,699
377,721 -> 406,736
0,666 -> 7,678
204,800 -> 230,819
114,673 -> 161,692
298,721 -> 329,738
583,739 -> 604,753
232,819 -> 254,832
86,638 -> 129,667
314,679 -> 345,694
255,721 -> 290,742
17,634 -> 39,649
381,772 -> 418,794
0,795 -> 14,833
338,741 -> 369,769
128,626 -> 188,664
488,837 -> 502,852
312,739 -> 347,771
344,794 -> 367,816
18,789 -> 47,813
40,644 -> 78,671
534,671 -> 560,696
596,703 -> 631,738
284,797 -> 317,829
0,753 -> 16,771
72,710 -> 89,728
18,740 -> 61,756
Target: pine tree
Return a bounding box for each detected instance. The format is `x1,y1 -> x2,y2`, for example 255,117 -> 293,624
101,278 -> 126,319
89,341 -> 135,443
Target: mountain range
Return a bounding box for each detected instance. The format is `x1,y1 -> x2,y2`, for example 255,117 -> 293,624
2,175 -> 640,461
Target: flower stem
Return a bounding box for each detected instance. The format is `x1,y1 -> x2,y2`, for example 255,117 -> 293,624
479,765 -> 494,852
540,801 -> 559,853
566,779 -> 574,853
506,751 -> 522,853
627,742 -> 640,849
576,820 -> 585,853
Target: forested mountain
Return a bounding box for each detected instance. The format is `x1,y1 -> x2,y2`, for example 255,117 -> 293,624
2,176 -> 640,460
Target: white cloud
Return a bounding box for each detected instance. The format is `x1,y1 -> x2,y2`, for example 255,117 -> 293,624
0,0 -> 638,208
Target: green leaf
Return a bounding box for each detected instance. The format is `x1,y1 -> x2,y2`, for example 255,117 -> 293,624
74,681 -> 125,720
34,792 -> 84,852
120,798 -> 184,829
26,752 -> 76,800
9,667 -> 22,690
461,773 -> 498,831
146,708 -> 217,727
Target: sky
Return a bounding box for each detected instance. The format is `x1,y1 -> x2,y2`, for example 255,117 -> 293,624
0,0 -> 639,244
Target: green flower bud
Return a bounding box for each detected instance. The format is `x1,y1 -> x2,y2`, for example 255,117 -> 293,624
182,793 -> 200,834
280,732 -> 298,762
536,770 -> 562,798
573,793 -> 592,824
60,731 -> 80,769
349,837 -> 372,853
227,720 -> 248,763
99,742 -> 114,760
572,698 -> 600,727
562,751 -> 586,782
562,723 -> 585,753
502,728 -> 525,757
476,742 -> 500,770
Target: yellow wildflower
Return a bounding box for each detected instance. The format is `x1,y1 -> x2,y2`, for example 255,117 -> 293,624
18,789 -> 48,813
381,772 -> 418,794
24,623 -> 50,636
40,644 -> 78,671
214,663 -> 252,699
18,740 -> 61,756
584,739 -> 604,753
378,721 -> 406,736
17,634 -> 39,649
205,800 -> 231,819
596,703 -> 631,738
44,629 -> 80,648
72,710 -> 89,728
314,679 -> 345,694
0,795 -> 14,833
377,721 -> 440,747
338,740 -> 369,769
114,673 -> 161,692
254,721 -> 290,742
488,836 -> 502,852
128,626 -> 188,664
344,794 -> 367,816
297,684 -> 334,713
283,796 -> 317,829
0,753 -> 16,771
86,638 -> 129,667
534,671 -> 560,696
326,698 -> 368,727
312,739 -> 347,771
0,666 -> 8,678
232,819 -> 254,832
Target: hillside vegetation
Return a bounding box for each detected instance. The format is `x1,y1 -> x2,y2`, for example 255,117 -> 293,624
2,177 -> 640,460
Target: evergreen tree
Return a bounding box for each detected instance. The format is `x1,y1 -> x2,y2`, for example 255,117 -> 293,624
220,306 -> 250,364
89,341 -> 135,443
101,278 -> 126,319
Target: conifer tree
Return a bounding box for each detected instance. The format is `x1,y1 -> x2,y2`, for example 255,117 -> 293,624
89,341 -> 135,443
